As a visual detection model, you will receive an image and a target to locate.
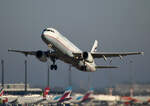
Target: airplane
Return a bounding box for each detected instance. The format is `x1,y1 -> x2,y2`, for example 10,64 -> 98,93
0,88 -> 4,97
46,87 -> 72,104
43,87 -> 50,99
122,96 -> 150,106
0,88 -> 7,104
68,88 -> 94,104
33,87 -> 50,105
17,87 -> 50,105
121,96 -> 139,105
0,88 -> 8,104
8,28 -> 144,72
0,88 -> 18,105
120,96 -> 150,106
143,99 -> 150,105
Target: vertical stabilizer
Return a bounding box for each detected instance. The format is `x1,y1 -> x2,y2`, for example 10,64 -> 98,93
82,88 -> 94,101
91,40 -> 98,53
59,87 -> 72,102
43,87 -> 50,98
0,88 -> 4,96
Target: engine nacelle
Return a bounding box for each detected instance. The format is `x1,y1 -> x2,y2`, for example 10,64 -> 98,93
36,50 -> 48,62
82,52 -> 94,63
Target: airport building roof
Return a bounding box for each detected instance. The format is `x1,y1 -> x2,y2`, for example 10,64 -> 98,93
0,83 -> 30,89
0,83 -> 42,95
4,88 -> 42,92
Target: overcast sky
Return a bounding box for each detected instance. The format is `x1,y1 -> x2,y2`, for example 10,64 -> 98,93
0,0 -> 149,90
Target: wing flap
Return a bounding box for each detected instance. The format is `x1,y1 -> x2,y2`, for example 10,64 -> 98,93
73,52 -> 143,59
92,52 -> 144,58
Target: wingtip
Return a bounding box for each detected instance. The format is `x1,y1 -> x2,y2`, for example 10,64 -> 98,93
140,52 -> 144,55
112,66 -> 119,68
8,48 -> 13,52
8,49 -> 11,52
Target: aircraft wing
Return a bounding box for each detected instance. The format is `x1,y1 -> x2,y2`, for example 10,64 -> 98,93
91,52 -> 144,58
8,49 -> 36,56
73,52 -> 143,59
8,98 -> 18,104
8,49 -> 57,57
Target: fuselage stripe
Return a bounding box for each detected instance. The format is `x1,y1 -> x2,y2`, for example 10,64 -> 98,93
45,34 -> 76,53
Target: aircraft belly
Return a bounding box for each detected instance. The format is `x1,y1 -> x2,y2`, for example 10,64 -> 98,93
58,56 -> 95,72
44,35 -> 95,72
46,36 -> 73,57
45,36 -> 83,69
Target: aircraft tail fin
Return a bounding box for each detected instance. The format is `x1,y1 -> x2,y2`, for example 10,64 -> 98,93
59,87 -> 72,102
91,40 -> 98,53
95,66 -> 118,69
62,87 -> 72,98
2,98 -> 8,104
0,88 -> 4,96
82,88 -> 94,101
43,87 -> 50,98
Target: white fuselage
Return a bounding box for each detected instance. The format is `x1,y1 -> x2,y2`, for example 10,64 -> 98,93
41,28 -> 96,72
17,95 -> 43,104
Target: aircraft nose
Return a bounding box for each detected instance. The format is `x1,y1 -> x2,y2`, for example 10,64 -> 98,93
41,34 -> 45,40
41,29 -> 46,35
41,33 -> 48,43
41,29 -> 47,39
41,29 -> 47,36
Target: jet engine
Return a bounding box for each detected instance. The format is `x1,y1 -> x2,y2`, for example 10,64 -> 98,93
82,52 -> 94,63
36,50 -> 48,62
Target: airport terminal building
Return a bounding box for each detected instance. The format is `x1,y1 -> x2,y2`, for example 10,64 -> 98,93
115,83 -> 150,96
0,83 -> 42,95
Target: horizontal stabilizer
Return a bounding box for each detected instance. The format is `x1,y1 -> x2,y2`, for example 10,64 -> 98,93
95,66 -> 118,69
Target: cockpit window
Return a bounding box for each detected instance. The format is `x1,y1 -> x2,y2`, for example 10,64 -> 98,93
47,29 -> 55,33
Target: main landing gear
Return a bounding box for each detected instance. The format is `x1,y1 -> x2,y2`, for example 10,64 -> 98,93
50,58 -> 57,70
50,64 -> 57,70
81,65 -> 86,71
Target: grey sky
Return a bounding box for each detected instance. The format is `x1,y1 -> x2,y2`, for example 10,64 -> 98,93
0,0 -> 149,89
